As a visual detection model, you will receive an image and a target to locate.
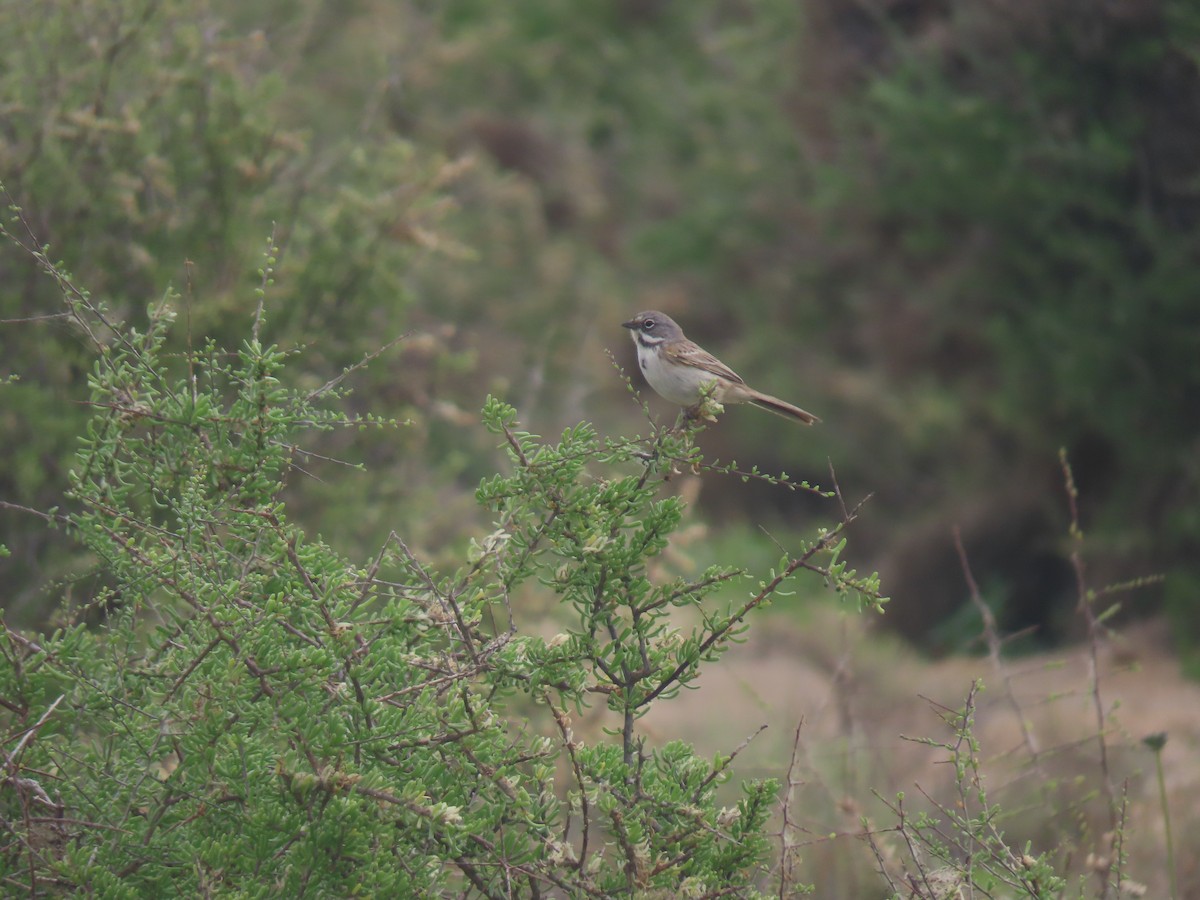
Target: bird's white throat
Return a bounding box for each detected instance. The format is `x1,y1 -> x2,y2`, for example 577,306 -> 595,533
633,339 -> 719,406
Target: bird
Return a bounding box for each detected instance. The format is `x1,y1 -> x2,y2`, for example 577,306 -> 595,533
622,311 -> 819,425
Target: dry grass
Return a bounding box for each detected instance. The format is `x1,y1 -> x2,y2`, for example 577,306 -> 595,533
637,608 -> 1199,897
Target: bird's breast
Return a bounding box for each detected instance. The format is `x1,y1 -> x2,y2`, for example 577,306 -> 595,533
637,344 -> 718,405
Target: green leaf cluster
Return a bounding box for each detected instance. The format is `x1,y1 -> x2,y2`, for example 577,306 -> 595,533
0,247 -> 887,895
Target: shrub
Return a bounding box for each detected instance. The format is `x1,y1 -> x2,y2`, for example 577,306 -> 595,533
0,228 -> 883,896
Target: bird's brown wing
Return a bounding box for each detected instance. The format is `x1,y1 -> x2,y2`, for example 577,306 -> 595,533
663,340 -> 745,384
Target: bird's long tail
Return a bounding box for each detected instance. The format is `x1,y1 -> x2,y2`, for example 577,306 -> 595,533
747,391 -> 820,425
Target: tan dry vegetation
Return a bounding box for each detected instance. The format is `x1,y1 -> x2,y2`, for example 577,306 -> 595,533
633,609 -> 1200,896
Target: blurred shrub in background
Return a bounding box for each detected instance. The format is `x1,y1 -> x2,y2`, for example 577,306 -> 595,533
2,0 -> 1197,661
0,0 -> 469,618
818,0 -> 1200,656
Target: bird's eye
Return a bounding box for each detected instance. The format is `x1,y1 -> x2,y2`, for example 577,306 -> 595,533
641,320 -> 655,331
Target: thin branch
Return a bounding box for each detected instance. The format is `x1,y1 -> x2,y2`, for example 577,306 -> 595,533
1060,449 -> 1119,837
0,313 -> 72,324
777,718 -> 805,900
638,494 -> 872,709
389,532 -> 482,666
952,526 -> 1041,761
3,695 -> 64,772
0,501 -> 64,524
305,331 -> 411,402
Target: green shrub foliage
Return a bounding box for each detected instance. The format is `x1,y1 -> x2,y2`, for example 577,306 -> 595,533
0,239 -> 884,895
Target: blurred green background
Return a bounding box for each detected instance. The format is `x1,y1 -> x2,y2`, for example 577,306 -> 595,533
3,0 -> 1198,665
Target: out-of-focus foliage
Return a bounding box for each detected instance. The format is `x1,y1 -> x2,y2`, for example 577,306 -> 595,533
1,2 -> 1194,894
2,0 -> 1197,661
819,0 -> 1200,654
0,0 -> 469,619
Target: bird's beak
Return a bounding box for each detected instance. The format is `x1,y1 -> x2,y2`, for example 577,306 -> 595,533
621,319 -> 639,330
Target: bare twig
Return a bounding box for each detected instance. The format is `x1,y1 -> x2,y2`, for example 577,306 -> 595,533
777,718 -> 805,900
952,526 -> 1041,761
3,695 -> 64,772
0,501 -> 63,524
545,696 -> 591,874
0,313 -> 71,324
1060,449 -> 1119,840
692,724 -> 767,803
305,331 -> 411,402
